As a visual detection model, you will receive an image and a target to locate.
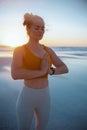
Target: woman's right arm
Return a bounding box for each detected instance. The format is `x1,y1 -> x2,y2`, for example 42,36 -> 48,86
11,47 -> 48,80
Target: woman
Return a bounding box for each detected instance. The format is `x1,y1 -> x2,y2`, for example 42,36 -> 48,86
11,13 -> 68,130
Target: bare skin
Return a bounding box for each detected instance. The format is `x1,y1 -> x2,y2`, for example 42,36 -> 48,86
34,108 -> 39,129
11,17 -> 68,130
11,42 -> 68,88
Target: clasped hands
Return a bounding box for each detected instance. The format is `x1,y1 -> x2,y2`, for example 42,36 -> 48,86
41,53 -> 53,75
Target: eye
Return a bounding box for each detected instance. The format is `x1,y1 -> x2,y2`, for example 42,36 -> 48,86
41,27 -> 45,32
35,26 -> 39,30
34,25 -> 45,32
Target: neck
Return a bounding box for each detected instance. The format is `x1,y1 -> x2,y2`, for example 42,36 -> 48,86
28,38 -> 39,46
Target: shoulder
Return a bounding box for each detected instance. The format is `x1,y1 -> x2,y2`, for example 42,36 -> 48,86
12,44 -> 26,59
13,44 -> 26,55
43,45 -> 56,56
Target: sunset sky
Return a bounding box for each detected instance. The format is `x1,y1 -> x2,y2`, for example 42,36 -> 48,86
0,0 -> 87,47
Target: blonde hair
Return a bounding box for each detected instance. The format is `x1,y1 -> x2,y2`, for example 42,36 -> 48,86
23,13 -> 44,28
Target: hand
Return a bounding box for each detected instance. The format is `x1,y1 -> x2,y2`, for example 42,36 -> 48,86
48,68 -> 53,75
48,67 -> 55,75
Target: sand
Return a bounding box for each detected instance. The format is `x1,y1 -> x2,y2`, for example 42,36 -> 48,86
0,56 -> 87,130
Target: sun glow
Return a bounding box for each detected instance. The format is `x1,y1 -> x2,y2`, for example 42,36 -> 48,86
0,19 -> 87,47
0,25 -> 28,47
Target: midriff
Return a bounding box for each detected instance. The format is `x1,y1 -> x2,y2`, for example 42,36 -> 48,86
24,77 -> 48,89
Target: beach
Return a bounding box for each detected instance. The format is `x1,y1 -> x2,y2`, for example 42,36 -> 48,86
0,47 -> 87,130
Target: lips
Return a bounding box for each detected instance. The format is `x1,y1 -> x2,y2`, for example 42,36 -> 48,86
37,33 -> 43,37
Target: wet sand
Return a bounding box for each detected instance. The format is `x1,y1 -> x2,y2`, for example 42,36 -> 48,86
0,56 -> 87,130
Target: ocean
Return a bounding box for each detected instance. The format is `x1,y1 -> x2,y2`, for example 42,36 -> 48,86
0,46 -> 87,58
51,46 -> 87,58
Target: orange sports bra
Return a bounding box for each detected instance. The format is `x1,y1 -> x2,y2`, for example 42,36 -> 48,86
22,44 -> 52,79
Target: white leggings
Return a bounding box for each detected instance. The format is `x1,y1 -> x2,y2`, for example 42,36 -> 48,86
16,85 -> 50,130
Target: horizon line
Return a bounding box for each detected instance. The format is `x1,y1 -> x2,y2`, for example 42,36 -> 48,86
0,44 -> 87,48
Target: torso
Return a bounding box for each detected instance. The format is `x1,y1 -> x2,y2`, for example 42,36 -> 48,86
23,43 -> 50,89
24,78 -> 48,89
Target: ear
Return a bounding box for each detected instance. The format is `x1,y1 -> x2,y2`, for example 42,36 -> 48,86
26,26 -> 31,36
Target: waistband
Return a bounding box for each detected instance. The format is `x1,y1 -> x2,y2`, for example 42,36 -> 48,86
24,85 -> 49,92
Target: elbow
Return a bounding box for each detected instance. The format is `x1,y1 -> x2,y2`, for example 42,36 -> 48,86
11,74 -> 18,80
11,71 -> 19,80
12,77 -> 18,80
65,66 -> 69,73
66,69 -> 69,73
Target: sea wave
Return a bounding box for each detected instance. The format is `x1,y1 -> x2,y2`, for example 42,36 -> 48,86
51,47 -> 87,59
56,52 -> 87,59
0,47 -> 87,59
0,51 -> 13,57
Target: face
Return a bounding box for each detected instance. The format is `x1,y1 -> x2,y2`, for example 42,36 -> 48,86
29,18 -> 45,41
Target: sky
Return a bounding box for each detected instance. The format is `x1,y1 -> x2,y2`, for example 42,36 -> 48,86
0,0 -> 87,47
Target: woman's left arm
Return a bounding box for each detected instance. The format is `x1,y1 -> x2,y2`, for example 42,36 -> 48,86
48,48 -> 69,75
